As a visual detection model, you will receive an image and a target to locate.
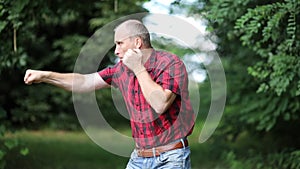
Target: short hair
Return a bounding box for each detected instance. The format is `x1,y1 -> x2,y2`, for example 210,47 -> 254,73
115,19 -> 152,48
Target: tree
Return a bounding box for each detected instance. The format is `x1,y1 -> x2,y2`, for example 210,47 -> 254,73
175,0 -> 300,168
0,0 -> 148,168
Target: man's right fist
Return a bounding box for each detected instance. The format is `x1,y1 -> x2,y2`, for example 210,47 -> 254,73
24,69 -> 46,85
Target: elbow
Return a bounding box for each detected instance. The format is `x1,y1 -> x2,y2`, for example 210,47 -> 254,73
149,100 -> 167,114
153,104 -> 168,115
149,91 -> 175,114
154,108 -> 164,115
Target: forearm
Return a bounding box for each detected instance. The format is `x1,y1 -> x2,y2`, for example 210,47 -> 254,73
135,69 -> 175,114
122,48 -> 176,113
42,71 -> 84,92
24,70 -> 107,92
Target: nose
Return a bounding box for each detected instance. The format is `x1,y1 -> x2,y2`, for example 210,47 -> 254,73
114,45 -> 120,56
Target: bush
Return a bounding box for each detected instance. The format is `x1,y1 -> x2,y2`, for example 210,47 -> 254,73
224,149 -> 300,169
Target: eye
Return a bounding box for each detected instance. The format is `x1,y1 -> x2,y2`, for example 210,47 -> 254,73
116,41 -> 122,45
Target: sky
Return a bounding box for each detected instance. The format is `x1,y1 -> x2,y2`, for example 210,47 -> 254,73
143,0 -> 196,14
143,0 -> 176,14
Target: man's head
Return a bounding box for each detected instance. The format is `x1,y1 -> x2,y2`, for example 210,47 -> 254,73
114,19 -> 152,59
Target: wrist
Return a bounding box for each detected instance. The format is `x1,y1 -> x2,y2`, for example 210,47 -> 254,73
43,71 -> 51,79
134,67 -> 146,76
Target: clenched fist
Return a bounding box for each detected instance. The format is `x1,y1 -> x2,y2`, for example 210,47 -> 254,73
123,49 -> 145,75
24,69 -> 47,85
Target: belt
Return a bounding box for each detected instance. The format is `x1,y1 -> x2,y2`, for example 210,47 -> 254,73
136,139 -> 188,157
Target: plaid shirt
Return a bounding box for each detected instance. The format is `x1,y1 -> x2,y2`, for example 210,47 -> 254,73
98,50 -> 195,148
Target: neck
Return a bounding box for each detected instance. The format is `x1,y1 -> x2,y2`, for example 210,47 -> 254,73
140,48 -> 153,64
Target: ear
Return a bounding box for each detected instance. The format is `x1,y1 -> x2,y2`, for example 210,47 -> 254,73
134,37 -> 142,49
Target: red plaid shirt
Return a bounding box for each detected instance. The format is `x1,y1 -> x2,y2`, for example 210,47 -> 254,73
98,50 -> 195,148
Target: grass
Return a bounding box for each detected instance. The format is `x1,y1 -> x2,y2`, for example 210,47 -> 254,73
5,130 -> 128,169
4,125 -> 226,169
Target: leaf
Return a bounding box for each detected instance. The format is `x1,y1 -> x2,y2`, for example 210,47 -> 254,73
296,81 -> 300,96
4,139 -> 18,150
0,21 -> 7,33
10,0 -> 30,14
20,148 -> 29,156
0,150 -> 6,160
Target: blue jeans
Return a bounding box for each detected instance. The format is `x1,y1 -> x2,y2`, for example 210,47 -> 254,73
126,145 -> 191,169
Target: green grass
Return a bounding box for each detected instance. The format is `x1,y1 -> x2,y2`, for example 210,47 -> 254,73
4,126 -> 226,169
5,130 -> 128,169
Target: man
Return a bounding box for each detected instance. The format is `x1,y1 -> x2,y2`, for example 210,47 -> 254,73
24,19 -> 195,169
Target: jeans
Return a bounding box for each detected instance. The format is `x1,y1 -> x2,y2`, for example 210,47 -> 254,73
126,145 -> 191,169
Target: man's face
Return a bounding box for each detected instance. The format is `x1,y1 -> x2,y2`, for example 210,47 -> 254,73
114,30 -> 135,60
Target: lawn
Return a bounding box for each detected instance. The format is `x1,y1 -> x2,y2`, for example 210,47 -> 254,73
4,127 -> 225,169
5,130 -> 128,169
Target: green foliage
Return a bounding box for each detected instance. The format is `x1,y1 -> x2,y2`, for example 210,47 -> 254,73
189,0 -> 300,131
0,0 -> 148,126
224,150 -> 300,169
88,1 -> 148,30
0,0 -> 149,168
233,0 -> 300,131
235,0 -> 300,97
179,0 -> 300,167
0,124 -> 28,169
